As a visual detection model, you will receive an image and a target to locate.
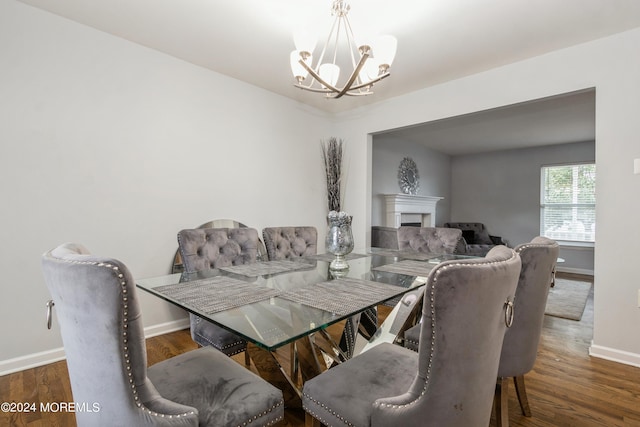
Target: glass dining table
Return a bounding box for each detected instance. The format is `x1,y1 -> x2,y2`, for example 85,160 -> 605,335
136,248 -> 473,406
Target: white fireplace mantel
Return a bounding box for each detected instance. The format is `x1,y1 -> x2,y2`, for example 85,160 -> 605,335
383,194 -> 444,228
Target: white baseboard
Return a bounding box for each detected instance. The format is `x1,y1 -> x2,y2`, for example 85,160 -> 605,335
556,266 -> 594,276
0,348 -> 67,377
143,318 -> 190,339
589,342 -> 640,368
0,318 -> 190,377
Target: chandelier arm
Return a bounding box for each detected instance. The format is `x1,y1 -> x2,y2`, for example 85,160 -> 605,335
293,84 -> 335,94
299,59 -> 341,93
331,16 -> 341,65
295,84 -> 375,96
294,82 -> 375,95
344,71 -> 390,91
342,14 -> 363,85
329,91 -> 374,97
316,15 -> 340,72
334,52 -> 370,99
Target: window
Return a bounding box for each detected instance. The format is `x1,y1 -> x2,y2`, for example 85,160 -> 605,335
540,163 -> 596,243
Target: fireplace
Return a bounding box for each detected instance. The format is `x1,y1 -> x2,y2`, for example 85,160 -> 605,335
383,194 -> 443,228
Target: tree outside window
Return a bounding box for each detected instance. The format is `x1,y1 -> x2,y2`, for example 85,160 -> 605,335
540,163 -> 595,243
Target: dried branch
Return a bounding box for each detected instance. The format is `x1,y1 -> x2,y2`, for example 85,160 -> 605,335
321,137 -> 343,212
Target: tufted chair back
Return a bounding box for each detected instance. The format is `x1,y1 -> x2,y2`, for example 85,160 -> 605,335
375,246 -> 521,426
494,236 -> 559,426
499,236 -> 559,376
397,226 -> 462,254
43,243 -> 285,426
177,228 -> 259,358
41,243 -> 200,426
302,246 -> 521,427
177,228 -> 259,272
262,227 -> 317,260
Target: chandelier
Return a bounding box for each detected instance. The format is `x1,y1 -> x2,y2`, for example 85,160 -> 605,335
289,0 -> 397,99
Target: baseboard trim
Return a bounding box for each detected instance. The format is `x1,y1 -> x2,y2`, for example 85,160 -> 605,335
556,266 -> 594,276
143,318 -> 190,339
589,342 -> 640,368
0,348 -> 67,377
0,318 -> 190,377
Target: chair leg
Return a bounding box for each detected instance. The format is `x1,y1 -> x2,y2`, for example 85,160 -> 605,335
305,412 -> 323,427
290,342 -> 299,382
494,377 -> 509,427
513,375 -> 532,417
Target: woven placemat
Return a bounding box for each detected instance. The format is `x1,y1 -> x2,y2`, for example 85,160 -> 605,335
373,259 -> 440,277
219,260 -> 314,277
154,276 -> 281,314
279,277 -> 405,316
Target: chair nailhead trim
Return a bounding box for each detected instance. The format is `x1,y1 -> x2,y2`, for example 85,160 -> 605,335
193,330 -> 247,356
237,399 -> 284,427
302,251 -> 522,420
405,339 -> 419,350
515,242 -> 559,254
54,257 -> 196,420
373,251 -> 521,412
303,394 -> 354,427
343,318 -> 355,357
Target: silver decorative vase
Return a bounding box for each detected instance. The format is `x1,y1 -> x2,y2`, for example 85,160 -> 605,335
326,211 -> 354,271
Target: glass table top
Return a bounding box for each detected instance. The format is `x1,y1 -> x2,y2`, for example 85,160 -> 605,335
136,248 -> 473,351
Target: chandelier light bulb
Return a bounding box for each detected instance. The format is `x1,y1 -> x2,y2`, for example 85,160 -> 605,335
373,35 -> 397,69
362,57 -> 381,82
293,28 -> 317,57
355,32 -> 374,55
319,63 -> 340,87
290,51 -> 310,81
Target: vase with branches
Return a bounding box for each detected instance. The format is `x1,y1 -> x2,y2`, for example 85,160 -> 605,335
321,137 -> 353,270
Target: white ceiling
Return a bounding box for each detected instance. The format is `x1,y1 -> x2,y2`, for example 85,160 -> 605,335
15,0 -> 637,152
378,89 -> 596,155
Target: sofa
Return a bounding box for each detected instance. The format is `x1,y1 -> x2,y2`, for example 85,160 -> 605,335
444,222 -> 507,256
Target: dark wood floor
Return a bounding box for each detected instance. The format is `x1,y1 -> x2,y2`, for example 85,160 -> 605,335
2,273 -> 640,427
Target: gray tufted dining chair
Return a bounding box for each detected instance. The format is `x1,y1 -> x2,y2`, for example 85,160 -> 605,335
303,245 -> 521,427
397,226 -> 463,254
262,226 -> 317,260
177,228 -> 259,362
494,236 -> 559,427
41,243 -> 284,427
261,226 -> 318,378
402,237 -> 559,427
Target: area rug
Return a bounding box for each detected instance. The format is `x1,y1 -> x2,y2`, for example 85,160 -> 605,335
544,278 -> 592,321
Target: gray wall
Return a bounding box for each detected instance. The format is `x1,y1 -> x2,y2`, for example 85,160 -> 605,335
0,0 -> 331,371
451,141 -> 595,273
3,0 -> 638,372
371,139 -> 595,274
371,136 -> 452,226
335,26 -> 640,366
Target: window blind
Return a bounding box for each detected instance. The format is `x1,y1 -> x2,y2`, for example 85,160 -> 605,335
540,163 -> 596,243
